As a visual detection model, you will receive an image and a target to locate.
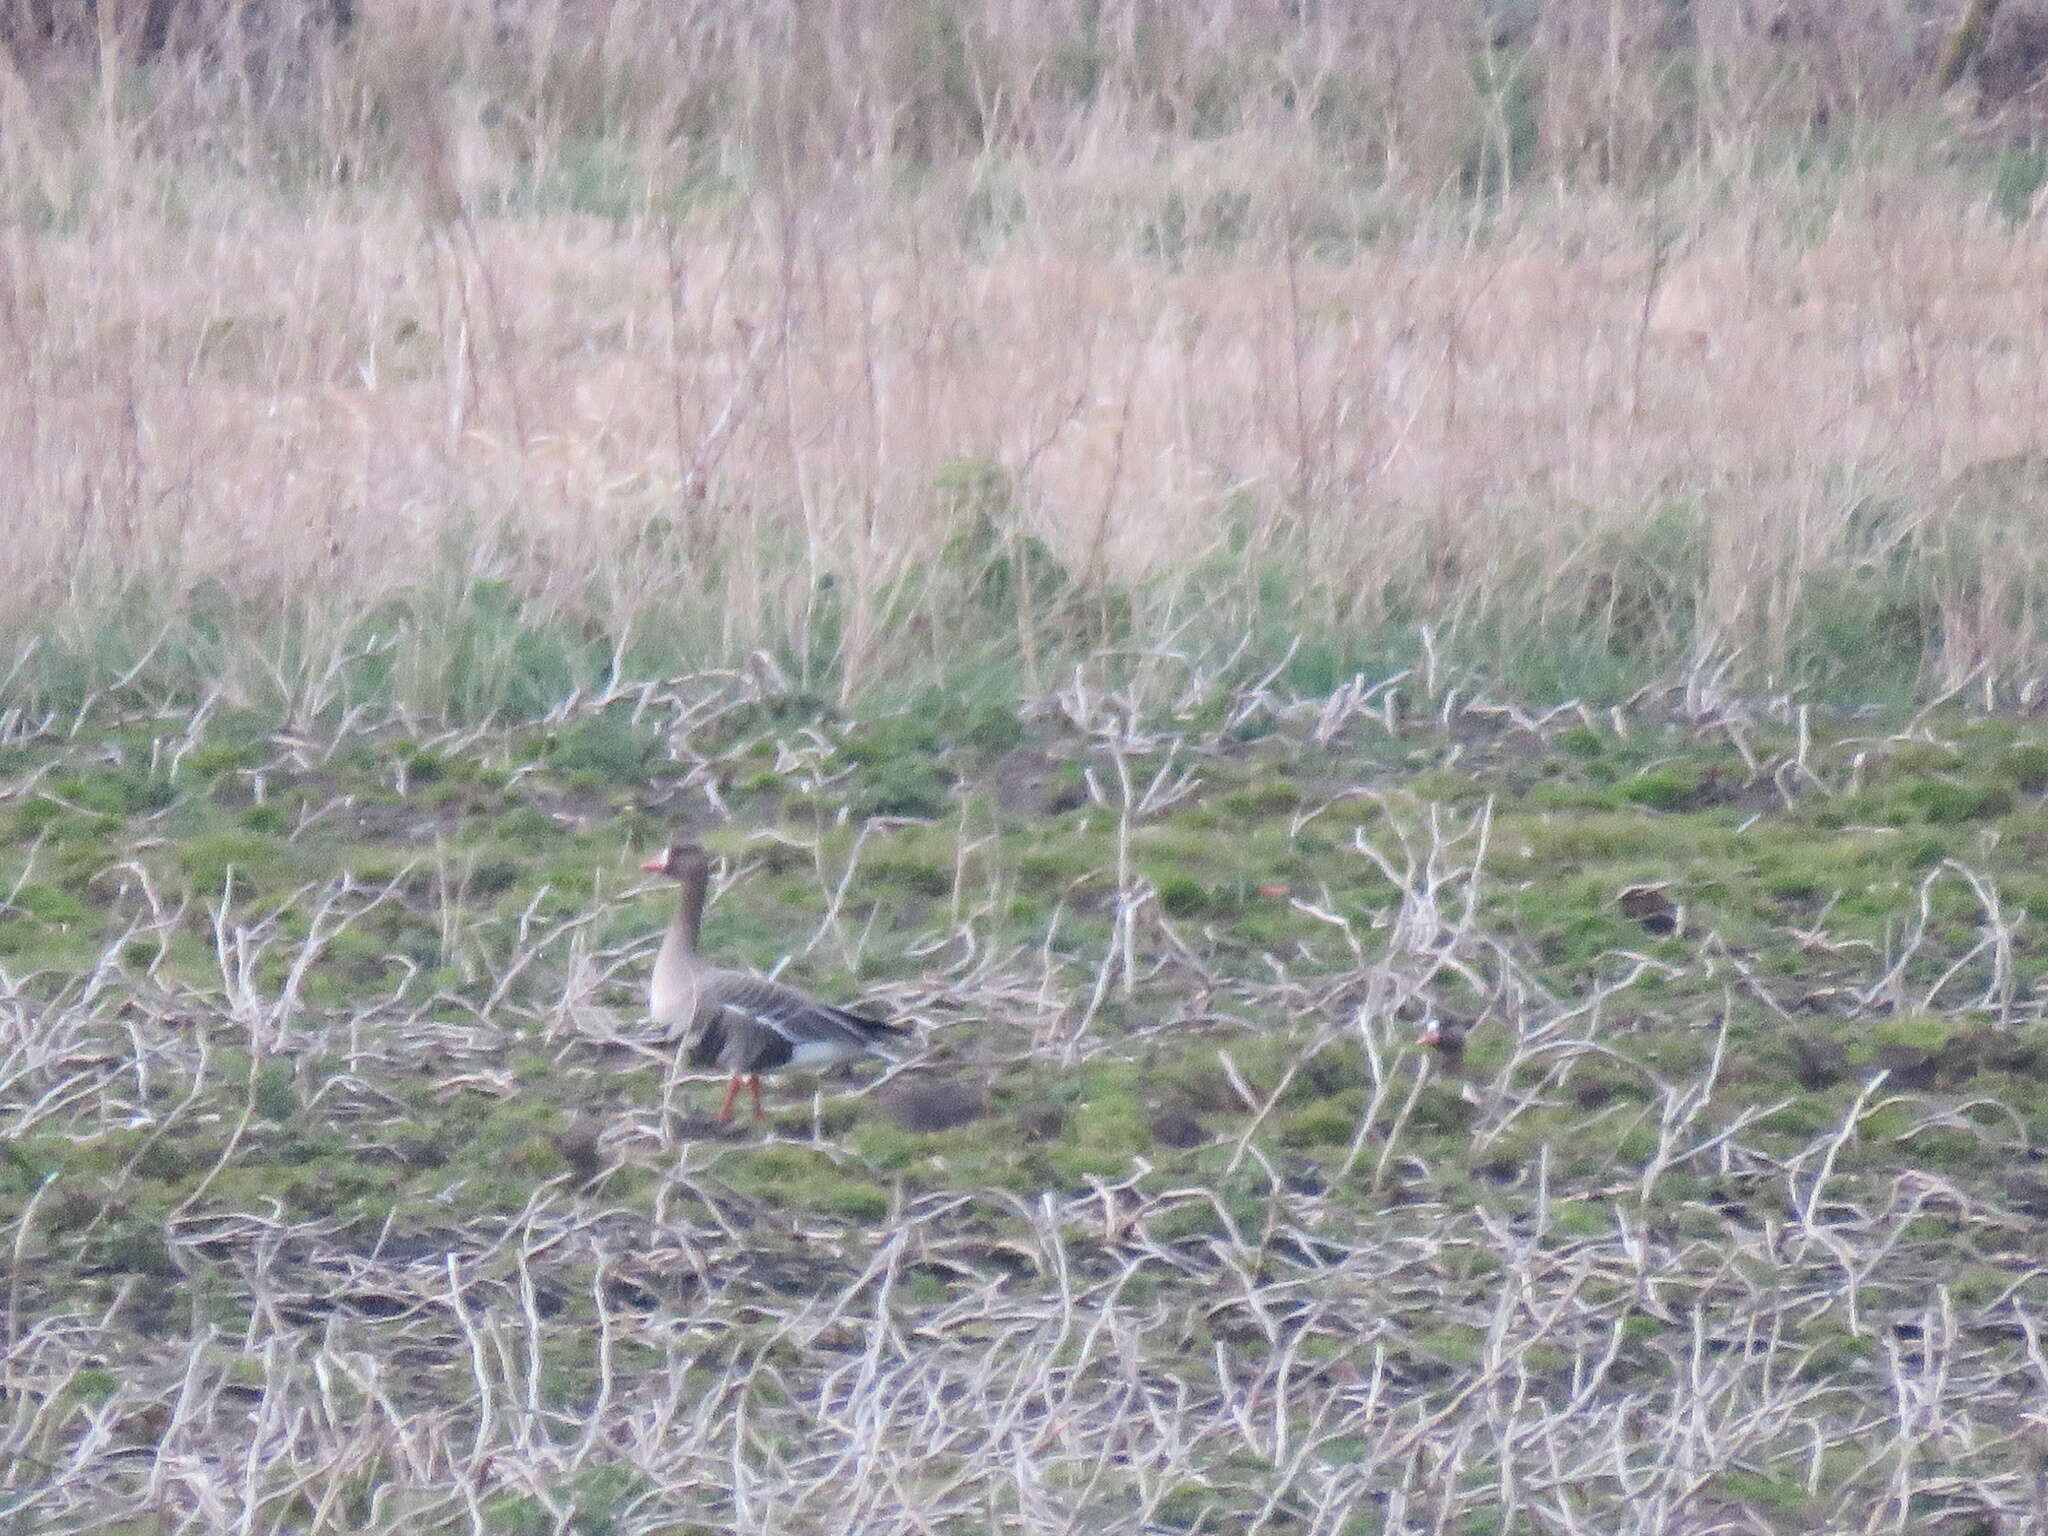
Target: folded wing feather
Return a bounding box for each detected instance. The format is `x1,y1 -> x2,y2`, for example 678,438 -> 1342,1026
686,969 -> 908,1076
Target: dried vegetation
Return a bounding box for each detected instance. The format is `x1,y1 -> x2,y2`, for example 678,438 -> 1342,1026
5,1 -> 2048,712
8,2 -> 2048,1532
8,658 -> 2048,1530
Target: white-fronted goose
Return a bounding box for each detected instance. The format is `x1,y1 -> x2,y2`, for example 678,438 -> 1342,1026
1416,1014 -> 1469,1070
641,842 -> 911,1123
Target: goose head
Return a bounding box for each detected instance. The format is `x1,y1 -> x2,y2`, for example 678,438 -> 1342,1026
640,842 -> 712,881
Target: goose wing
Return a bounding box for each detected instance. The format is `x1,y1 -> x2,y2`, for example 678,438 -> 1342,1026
701,970 -> 907,1057
683,1007 -> 730,1069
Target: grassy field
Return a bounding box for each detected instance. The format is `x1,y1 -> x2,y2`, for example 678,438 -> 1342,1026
11,1 -> 2048,1532
13,676 -> 2048,1530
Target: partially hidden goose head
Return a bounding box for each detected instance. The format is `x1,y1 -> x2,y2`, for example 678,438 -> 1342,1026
641,838 -> 912,1125
1416,1012 -> 1471,1069
640,841 -> 712,882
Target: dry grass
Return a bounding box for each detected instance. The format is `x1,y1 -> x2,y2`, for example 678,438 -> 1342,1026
1,1 -> 2047,717
11,9 -> 2048,1519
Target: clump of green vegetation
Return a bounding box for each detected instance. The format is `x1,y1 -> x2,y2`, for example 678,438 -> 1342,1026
1620,762 -> 1708,811
934,458 -> 1073,623
1899,776 -> 2013,824
541,715 -> 659,783
1999,743 -> 2048,793
174,828 -> 291,894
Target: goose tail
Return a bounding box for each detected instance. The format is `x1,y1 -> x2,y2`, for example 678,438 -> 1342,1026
837,1007 -> 914,1061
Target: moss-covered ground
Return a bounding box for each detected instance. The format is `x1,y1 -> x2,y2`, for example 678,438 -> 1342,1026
7,674 -> 2048,1529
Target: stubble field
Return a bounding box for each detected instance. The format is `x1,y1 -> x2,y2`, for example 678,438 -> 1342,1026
10,3 -> 2048,1532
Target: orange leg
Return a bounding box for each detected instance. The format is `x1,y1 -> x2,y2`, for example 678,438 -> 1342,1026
715,1075 -> 742,1124
748,1075 -> 766,1124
